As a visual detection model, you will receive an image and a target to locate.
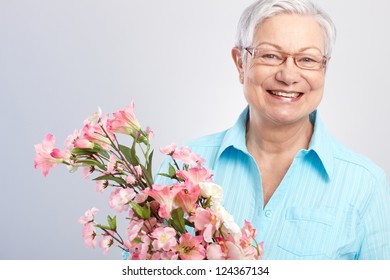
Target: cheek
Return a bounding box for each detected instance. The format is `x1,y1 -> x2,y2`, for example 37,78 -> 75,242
304,72 -> 325,91
244,66 -> 274,88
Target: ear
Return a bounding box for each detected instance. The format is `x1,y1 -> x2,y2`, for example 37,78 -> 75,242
324,57 -> 331,74
231,47 -> 245,84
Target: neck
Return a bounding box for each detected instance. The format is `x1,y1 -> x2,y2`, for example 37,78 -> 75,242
246,110 -> 314,157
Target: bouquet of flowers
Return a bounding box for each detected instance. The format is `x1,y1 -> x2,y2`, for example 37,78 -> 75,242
34,101 -> 262,260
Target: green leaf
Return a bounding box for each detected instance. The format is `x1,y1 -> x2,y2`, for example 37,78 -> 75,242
168,163 -> 176,178
71,148 -> 97,156
130,141 -> 140,165
157,173 -> 171,178
107,215 -> 117,230
169,207 -> 186,234
72,145 -> 110,158
129,202 -> 151,219
94,175 -> 126,185
119,144 -> 139,166
96,224 -> 111,231
132,237 -> 143,244
141,165 -> 153,187
68,166 -> 78,173
76,159 -> 105,170
96,147 -> 110,159
147,150 -> 154,175
137,135 -> 148,145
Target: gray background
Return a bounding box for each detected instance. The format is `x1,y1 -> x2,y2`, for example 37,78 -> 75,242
1,0 -> 389,259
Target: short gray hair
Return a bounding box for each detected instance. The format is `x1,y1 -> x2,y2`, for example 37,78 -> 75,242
235,0 -> 336,60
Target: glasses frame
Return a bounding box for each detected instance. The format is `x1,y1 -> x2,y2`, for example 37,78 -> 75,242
244,47 -> 329,70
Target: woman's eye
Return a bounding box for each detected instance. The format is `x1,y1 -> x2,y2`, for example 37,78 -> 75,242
300,57 -> 317,63
261,53 -> 281,60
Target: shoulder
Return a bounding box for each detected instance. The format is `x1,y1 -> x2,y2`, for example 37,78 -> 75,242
331,138 -> 387,182
312,111 -> 386,184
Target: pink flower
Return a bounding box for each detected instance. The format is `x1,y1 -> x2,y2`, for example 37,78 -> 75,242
74,138 -> 94,149
172,146 -> 205,167
205,239 -> 248,260
105,154 -> 118,174
78,207 -> 99,224
99,233 -> 114,254
134,192 -> 148,204
176,233 -> 206,260
127,209 -> 157,236
206,242 -> 225,260
34,134 -> 65,176
176,167 -> 213,186
141,217 -> 157,233
240,220 -> 257,249
82,115 -> 114,147
160,143 -> 177,155
174,167 -> 213,214
193,207 -> 221,242
225,241 -> 258,260
175,183 -> 201,214
131,165 -> 143,177
150,227 -> 177,251
143,184 -> 184,219
125,174 -> 136,185
151,251 -> 179,260
82,223 -> 97,248
82,166 -> 92,180
125,234 -> 151,260
126,219 -> 144,241
95,180 -> 107,193
258,241 -> 264,259
146,126 -> 154,140
50,148 -> 68,160
65,129 -> 81,150
109,188 -> 136,213
108,101 -> 141,135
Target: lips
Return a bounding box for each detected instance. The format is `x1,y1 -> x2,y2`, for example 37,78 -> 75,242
268,90 -> 302,99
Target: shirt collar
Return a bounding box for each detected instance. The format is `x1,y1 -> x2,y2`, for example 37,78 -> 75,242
307,110 -> 334,180
217,106 -> 250,159
217,107 -> 334,180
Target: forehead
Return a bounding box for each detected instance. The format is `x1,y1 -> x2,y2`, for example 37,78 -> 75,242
253,14 -> 325,53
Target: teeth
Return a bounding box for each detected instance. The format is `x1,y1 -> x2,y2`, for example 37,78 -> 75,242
270,91 -> 300,98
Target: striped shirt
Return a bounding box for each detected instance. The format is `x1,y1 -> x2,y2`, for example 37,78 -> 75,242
155,107 -> 390,259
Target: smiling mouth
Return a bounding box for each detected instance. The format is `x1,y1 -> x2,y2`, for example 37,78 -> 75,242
268,90 -> 302,98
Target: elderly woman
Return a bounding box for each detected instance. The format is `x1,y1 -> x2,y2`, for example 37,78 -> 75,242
157,0 -> 390,259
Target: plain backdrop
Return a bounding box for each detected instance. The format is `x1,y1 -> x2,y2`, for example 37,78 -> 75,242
1,0 -> 389,259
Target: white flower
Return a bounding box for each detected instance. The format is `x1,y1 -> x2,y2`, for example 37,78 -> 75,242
212,204 -> 242,241
85,107 -> 102,124
199,182 -> 223,204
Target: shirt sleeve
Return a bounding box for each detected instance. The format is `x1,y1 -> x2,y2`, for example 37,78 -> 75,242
359,171 -> 390,259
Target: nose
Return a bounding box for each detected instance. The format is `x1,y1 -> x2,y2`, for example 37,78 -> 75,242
274,57 -> 301,86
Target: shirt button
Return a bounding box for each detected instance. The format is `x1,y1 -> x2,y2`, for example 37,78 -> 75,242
264,209 -> 272,218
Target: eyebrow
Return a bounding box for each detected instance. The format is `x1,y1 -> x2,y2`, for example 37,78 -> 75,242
256,42 -> 323,53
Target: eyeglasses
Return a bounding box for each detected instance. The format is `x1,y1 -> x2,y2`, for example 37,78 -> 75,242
244,47 -> 328,70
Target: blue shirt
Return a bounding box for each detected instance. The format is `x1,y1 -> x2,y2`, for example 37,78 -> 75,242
155,107 -> 390,259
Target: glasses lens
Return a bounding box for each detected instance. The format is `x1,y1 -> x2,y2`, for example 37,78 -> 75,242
249,47 -> 326,69
254,49 -> 284,66
295,54 -> 323,69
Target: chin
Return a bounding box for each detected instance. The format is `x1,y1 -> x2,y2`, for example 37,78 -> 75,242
265,110 -> 309,126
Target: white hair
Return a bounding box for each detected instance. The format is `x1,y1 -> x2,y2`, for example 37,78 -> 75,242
235,0 -> 336,60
